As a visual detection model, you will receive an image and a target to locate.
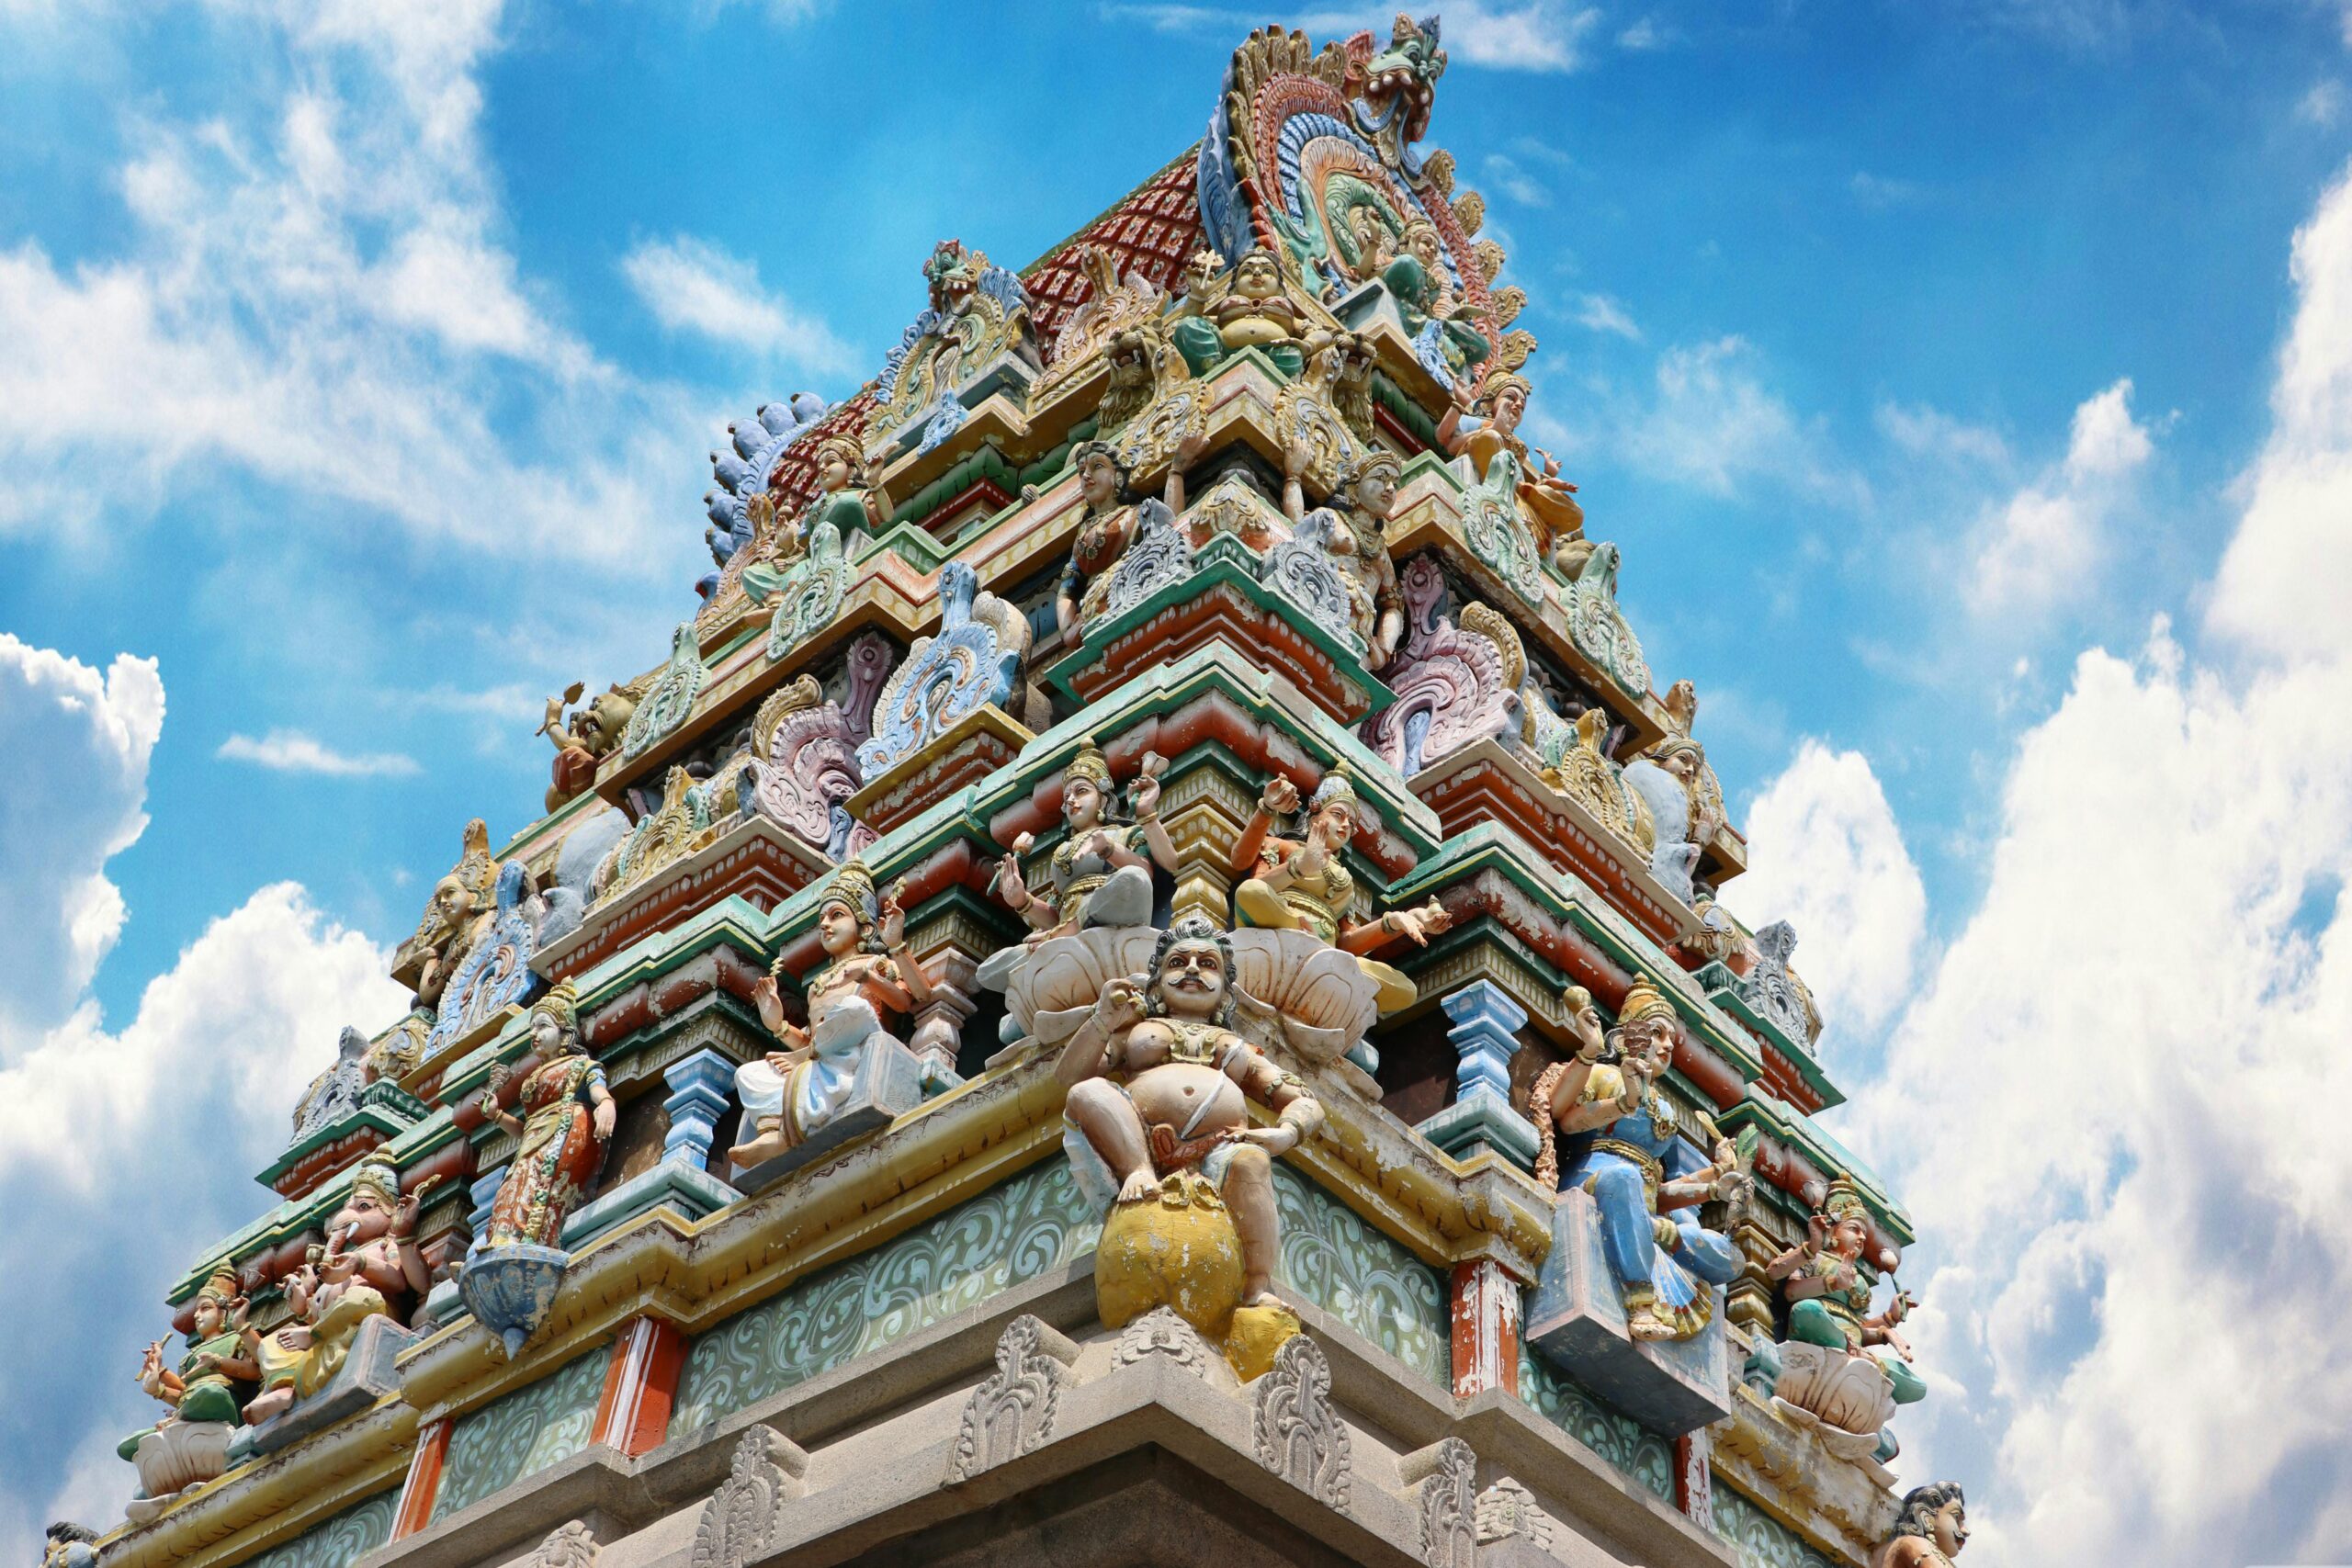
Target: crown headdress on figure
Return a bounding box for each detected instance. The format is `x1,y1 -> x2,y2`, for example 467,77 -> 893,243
195,1266 -> 243,1307
349,1156 -> 402,1210
1064,738 -> 1114,793
1616,974 -> 1676,1030
823,861 -> 882,927
529,978 -> 579,1032
1820,1175 -> 1869,1226
811,432 -> 865,475
1308,768 -> 1362,812
1476,371 -> 1532,412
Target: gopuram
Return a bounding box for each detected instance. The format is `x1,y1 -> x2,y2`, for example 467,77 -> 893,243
63,18 -> 1973,1568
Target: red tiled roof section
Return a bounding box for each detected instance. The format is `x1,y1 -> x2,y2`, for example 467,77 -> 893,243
768,385 -> 878,513
1023,147 -> 1203,361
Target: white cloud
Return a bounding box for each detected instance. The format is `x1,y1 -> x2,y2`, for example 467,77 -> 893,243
1718,740 -> 1927,1044
1849,171 -> 1924,209
1107,4 -> 1600,73
1967,378 -> 2153,615
1615,15 -> 1674,50
2301,81 -> 2346,130
1621,335 -> 1866,506
1876,400 -> 2012,468
1573,291 -> 1639,339
0,0 -> 704,565
1844,160 -> 2352,1564
217,728 -> 421,776
1481,152 -> 1553,208
620,234 -> 854,374
0,637 -> 164,1052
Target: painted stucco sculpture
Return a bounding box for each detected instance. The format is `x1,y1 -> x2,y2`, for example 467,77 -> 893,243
424,859 -> 545,1053
1872,1483 -> 1969,1568
1057,916 -> 1327,1379
119,1268 -> 254,1517
460,980 -> 614,1357
867,239 -> 1035,453
748,675 -> 868,860
1529,976 -> 1747,1343
855,560 -> 1025,777
729,862 -> 930,1173
1169,246 -> 1304,378
1058,439 -> 1201,636
1278,447 -> 1406,668
993,740 -> 1177,944
243,1157 -> 431,1424
394,818 -> 498,1012
538,678 -> 644,812
1362,555 -> 1523,774
1439,370 -> 1586,576
1763,1176 -> 1926,1457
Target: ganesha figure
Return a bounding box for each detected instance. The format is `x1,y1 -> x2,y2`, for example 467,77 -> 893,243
244,1156 -> 433,1426
1762,1176 -> 1926,1456
729,861 -> 930,1174
1529,976 -> 1747,1343
1230,771 -> 1449,1014
1057,916 -> 1326,1378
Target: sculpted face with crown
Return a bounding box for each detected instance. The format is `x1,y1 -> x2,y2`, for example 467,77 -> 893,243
994,740 -> 1178,941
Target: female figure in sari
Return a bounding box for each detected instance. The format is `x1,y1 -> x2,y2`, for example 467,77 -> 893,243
476,980 -> 616,1250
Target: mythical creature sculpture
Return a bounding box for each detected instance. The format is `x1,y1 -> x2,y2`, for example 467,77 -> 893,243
1528,976 -> 1747,1343
1438,372 -> 1587,576
1035,245 -> 1167,402
1274,327 -> 1376,516
119,1268 -> 254,1507
245,1157 -> 434,1423
538,679 -> 644,814
1362,557 -> 1524,775
1350,12 -> 1448,167
1057,916 -> 1328,1375
856,561 -> 1027,776
1762,1176 -> 1926,1450
996,741 -> 1179,942
729,863 -> 930,1168
1230,771 -> 1449,1013
1873,1483 -> 1969,1568
1170,248 -> 1305,379
1056,439 -> 1203,635
748,676 -> 867,861
395,818 -> 497,1011
867,239 -> 1036,452
1279,448 -> 1407,668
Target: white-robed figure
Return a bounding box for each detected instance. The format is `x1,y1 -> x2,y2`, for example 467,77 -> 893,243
729,862 -> 931,1168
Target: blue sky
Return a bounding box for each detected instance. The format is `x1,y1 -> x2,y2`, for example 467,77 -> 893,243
5,1 -> 2352,1560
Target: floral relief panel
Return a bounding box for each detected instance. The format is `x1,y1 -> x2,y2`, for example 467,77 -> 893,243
241,1488 -> 397,1568
431,1346 -> 608,1520
1271,1163 -> 1448,1386
1516,1344 -> 1675,1500
1713,1481 -> 1840,1568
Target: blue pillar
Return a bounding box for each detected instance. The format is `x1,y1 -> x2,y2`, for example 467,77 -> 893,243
660,1047 -> 737,1168
1415,980 -> 1540,1169
558,1048 -> 744,1248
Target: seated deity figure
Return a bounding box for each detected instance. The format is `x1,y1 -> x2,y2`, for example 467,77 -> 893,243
995,740 -> 1178,940
1382,219 -> 1491,389
1229,771 -> 1449,1014
1766,1177 -> 1927,1407
1437,372 -> 1588,575
745,434 -> 885,602
120,1267 -> 256,1462
1170,247 -> 1306,379
474,981 -> 616,1251
729,862 -> 932,1168
1287,448 -> 1408,669
1054,440 -> 1201,635
1528,976 -> 1747,1342
1872,1483 -> 1969,1568
1057,915 -> 1326,1311
244,1156 -> 435,1424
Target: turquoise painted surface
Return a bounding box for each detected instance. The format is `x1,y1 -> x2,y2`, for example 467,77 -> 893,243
1516,1343 -> 1675,1499
1713,1482 -> 1839,1568
432,1347 -> 607,1519
672,1157 -> 1102,1430
1271,1163 -> 1448,1386
240,1488 -> 396,1568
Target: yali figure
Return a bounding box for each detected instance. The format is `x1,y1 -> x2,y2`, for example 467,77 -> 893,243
995,740 -> 1178,940
1437,371 -> 1587,575
1529,976 -> 1747,1342
475,980 -> 616,1250
1229,771 -> 1449,1013
729,862 -> 931,1168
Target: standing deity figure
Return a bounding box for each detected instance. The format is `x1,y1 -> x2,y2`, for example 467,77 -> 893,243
1383,219 -> 1490,389
745,434 -> 885,603
1766,1177 -> 1927,1407
1437,372 -> 1588,575
1229,771 -> 1449,1013
996,741 -> 1178,940
1528,976 -> 1747,1342
729,862 -> 932,1168
1872,1483 -> 1969,1568
119,1268 -> 255,1473
1054,440 -> 1201,634
1170,247 -> 1306,378
1058,915 -> 1326,1314
475,981 -> 616,1251
1287,449 -> 1408,669
245,1157 -> 435,1424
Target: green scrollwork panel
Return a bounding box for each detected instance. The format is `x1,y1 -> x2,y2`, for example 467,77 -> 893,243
242,1488 -> 397,1568
673,1157 -> 1102,1431
1712,1481 -> 1839,1568
1516,1344 -> 1675,1499
1271,1164 -> 1448,1386
431,1347 -> 607,1520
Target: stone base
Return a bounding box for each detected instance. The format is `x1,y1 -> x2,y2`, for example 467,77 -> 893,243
731,1033 -> 925,1193
230,1314 -> 420,1464
1770,1341 -> 1896,1466
561,1160 -> 741,1249
458,1243 -> 571,1359
846,705 -> 1032,834
1523,1188 -> 1732,1436
124,1421 -> 234,1521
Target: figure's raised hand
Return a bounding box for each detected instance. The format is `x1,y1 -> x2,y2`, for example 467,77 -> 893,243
1093,974 -> 1148,1033
1240,1123 -> 1301,1158
878,880 -> 909,951
1260,775 -> 1300,817
1130,769 -> 1161,819
751,975 -> 789,1037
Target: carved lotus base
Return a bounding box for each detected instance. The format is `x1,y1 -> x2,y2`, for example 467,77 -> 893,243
1771,1340 -> 1895,1461
124,1421 -> 234,1521
458,1243 -> 570,1359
